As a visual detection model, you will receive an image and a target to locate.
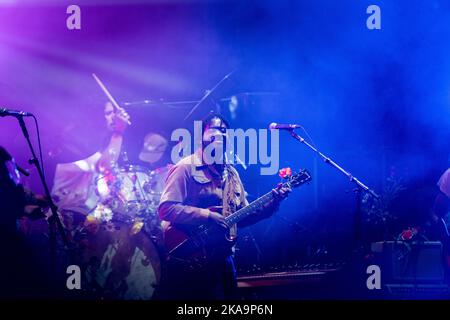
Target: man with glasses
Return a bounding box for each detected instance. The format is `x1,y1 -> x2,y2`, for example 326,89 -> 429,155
158,113 -> 291,300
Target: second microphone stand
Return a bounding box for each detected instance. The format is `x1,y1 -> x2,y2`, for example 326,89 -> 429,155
287,129 -> 379,251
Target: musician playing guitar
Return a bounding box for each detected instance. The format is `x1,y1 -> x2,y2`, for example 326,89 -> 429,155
157,114 -> 292,300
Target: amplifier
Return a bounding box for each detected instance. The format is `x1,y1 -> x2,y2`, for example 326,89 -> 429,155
371,241 -> 445,283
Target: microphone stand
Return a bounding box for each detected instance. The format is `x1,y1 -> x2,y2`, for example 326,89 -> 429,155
183,70 -> 236,121
287,129 -> 379,253
122,92 -> 279,107
17,116 -> 69,282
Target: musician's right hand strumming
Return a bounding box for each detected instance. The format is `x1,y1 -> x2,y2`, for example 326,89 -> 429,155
208,206 -> 229,229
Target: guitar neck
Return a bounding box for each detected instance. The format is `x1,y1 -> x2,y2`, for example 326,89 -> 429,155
224,189 -> 275,226
223,170 -> 310,227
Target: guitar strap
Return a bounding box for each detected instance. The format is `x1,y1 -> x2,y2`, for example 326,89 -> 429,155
222,165 -> 246,239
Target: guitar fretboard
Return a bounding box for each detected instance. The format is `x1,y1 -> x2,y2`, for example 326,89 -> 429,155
223,170 -> 310,227
225,190 -> 275,226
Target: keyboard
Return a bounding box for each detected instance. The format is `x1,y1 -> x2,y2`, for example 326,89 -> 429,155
237,262 -> 346,287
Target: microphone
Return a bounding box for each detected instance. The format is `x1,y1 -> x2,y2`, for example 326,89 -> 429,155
0,108 -> 33,117
269,122 -> 301,130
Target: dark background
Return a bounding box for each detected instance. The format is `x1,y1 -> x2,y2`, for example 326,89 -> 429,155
0,0 -> 449,269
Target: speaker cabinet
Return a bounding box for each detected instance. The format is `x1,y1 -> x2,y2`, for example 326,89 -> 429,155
371,241 -> 445,283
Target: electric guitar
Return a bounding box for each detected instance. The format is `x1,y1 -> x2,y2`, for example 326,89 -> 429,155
163,169 -> 312,268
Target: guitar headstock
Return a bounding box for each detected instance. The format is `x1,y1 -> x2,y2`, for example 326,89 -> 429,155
279,168 -> 312,189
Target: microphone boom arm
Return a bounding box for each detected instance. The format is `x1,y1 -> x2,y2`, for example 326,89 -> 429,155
286,128 -> 379,251
288,130 -> 379,199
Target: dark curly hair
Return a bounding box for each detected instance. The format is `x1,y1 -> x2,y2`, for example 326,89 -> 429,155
201,112 -> 230,133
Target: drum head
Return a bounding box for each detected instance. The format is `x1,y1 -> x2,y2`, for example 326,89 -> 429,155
95,165 -> 160,220
83,223 -> 161,300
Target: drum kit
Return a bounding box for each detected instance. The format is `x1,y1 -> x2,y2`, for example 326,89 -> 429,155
67,164 -> 168,300
57,74 -> 171,300
94,165 -> 163,225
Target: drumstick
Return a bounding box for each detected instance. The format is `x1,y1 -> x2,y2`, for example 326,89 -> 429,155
92,73 -> 132,125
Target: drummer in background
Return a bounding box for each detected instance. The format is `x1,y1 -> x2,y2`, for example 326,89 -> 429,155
97,102 -> 131,173
50,102 -> 130,297
51,102 -> 130,215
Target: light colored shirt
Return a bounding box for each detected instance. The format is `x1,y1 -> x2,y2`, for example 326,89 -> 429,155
51,152 -> 101,214
438,168 -> 450,198
158,151 -> 248,228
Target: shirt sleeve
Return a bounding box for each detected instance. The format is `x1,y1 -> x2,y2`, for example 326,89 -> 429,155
158,164 -> 210,224
51,152 -> 101,213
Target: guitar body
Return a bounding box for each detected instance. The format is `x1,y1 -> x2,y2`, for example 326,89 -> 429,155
164,223 -> 236,268
162,169 -> 311,270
